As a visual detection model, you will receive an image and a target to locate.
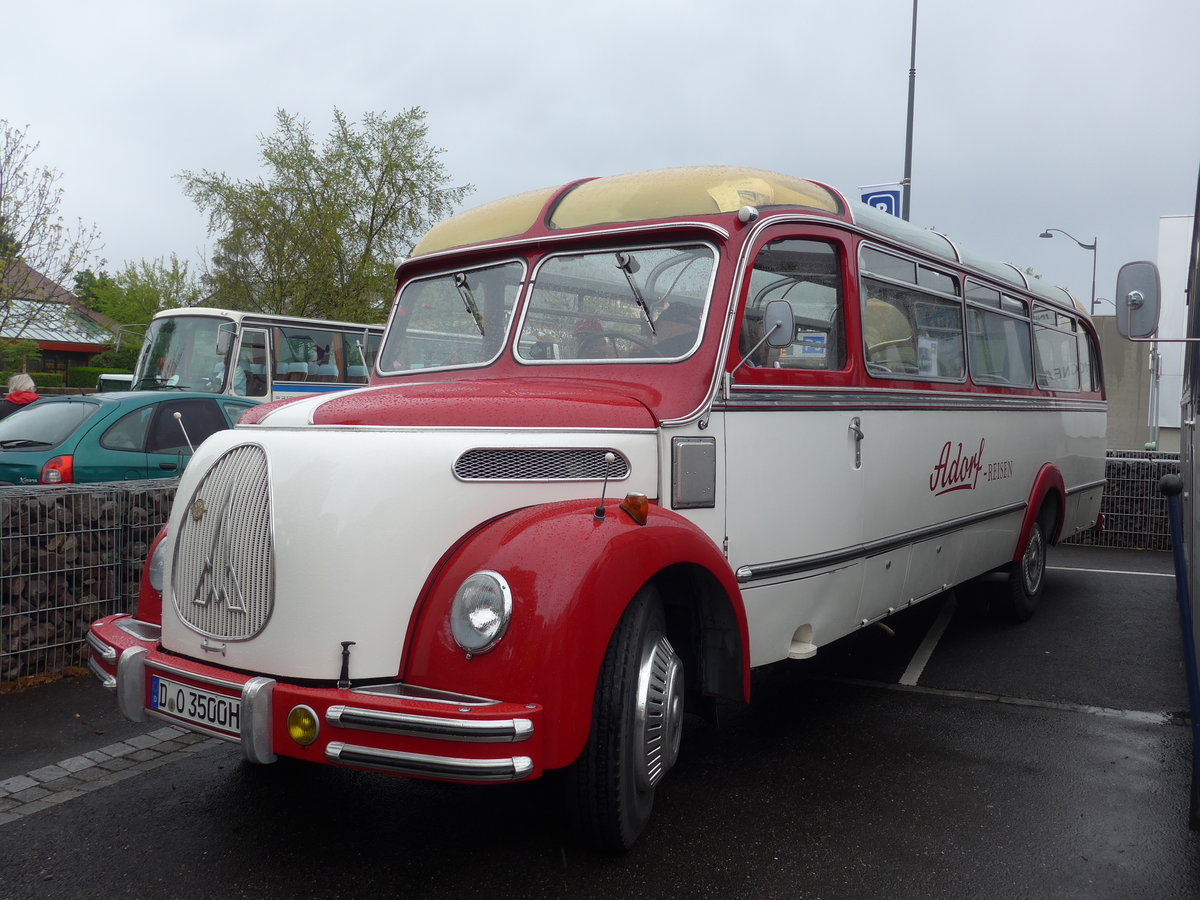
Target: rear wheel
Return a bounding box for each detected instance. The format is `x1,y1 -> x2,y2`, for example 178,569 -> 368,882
566,584 -> 685,852
1003,509 -> 1051,621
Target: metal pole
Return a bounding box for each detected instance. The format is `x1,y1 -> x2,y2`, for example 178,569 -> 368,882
1089,237 -> 1098,315
901,0 -> 918,221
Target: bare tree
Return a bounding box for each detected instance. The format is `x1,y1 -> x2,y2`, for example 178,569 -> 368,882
0,120 -> 102,339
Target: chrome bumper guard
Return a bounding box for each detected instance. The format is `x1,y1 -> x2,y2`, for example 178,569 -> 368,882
325,742 -> 534,782
326,704 -> 533,743
110,643 -> 277,765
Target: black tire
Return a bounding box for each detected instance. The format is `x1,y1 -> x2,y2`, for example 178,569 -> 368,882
1003,509 -> 1051,621
565,584 -> 685,852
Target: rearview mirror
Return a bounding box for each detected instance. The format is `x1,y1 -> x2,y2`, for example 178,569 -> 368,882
1115,261 -> 1162,340
215,325 -> 234,356
763,299 -> 796,348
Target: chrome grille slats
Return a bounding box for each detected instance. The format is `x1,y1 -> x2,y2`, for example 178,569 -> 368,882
453,447 -> 630,482
173,444 -> 273,640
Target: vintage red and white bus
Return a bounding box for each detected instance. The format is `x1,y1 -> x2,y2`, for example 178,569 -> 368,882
88,166 -> 1106,850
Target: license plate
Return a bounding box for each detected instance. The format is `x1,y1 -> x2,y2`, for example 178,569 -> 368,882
150,675 -> 241,738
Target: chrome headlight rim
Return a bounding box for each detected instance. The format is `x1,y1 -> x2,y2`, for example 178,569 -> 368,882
450,570 -> 513,655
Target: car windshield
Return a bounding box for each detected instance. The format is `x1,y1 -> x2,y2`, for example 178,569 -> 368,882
516,244 -> 715,362
133,315 -> 236,391
0,401 -> 99,447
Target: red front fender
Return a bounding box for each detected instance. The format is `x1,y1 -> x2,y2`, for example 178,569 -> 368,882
401,498 -> 748,770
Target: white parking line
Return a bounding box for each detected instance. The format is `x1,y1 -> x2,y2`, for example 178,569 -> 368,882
832,676 -> 1175,725
1049,565 -> 1174,578
900,595 -> 957,686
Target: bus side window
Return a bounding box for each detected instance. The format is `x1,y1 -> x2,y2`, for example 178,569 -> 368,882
860,246 -> 964,381
740,239 -> 843,370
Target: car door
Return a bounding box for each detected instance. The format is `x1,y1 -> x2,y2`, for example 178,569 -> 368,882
144,398 -> 241,477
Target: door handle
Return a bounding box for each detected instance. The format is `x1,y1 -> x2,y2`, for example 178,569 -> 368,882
849,417 -> 864,468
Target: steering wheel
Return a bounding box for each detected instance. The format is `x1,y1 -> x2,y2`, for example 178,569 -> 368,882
603,331 -> 662,357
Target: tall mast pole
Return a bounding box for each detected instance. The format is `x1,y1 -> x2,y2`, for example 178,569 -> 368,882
902,0 -> 918,221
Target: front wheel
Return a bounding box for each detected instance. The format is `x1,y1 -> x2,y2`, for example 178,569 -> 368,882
565,584 -> 684,852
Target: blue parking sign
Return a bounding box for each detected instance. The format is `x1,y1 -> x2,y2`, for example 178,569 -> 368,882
861,188 -> 901,217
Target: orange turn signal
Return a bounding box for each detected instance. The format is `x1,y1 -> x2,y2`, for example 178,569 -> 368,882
619,492 -> 649,525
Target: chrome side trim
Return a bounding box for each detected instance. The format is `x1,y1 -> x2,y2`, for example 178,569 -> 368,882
116,645 -> 148,723
115,619 -> 163,642
350,683 -> 499,707
737,500 -> 1027,583
86,630 -> 116,664
241,677 -> 277,764
716,388 -> 1106,413
88,656 -> 116,692
325,742 -> 534,782
326,705 -> 533,743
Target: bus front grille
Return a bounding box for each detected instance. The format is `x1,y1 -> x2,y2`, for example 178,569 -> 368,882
172,443 -> 274,640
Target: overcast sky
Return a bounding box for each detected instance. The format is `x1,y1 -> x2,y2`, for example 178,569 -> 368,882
7,0 -> 1199,312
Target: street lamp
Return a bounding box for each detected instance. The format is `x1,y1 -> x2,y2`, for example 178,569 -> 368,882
1039,228 -> 1098,315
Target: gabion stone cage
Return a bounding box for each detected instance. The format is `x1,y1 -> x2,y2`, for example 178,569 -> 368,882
1064,451 -> 1180,552
0,480 -> 176,684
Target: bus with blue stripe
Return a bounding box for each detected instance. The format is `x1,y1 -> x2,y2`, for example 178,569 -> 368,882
131,308 -> 385,403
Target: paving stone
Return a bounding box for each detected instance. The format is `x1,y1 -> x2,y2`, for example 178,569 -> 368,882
82,750 -> 112,763
150,726 -> 186,741
43,790 -> 86,805
56,755 -> 96,774
125,734 -> 163,750
175,732 -> 206,745
11,799 -> 53,816
0,798 -> 17,813
127,748 -> 163,763
0,812 -> 19,826
0,775 -> 38,794
97,742 -> 135,758
68,766 -> 109,783
94,757 -> 136,773
11,786 -> 51,803
28,764 -> 71,784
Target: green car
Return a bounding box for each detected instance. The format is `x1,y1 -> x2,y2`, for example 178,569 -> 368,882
0,392 -> 256,485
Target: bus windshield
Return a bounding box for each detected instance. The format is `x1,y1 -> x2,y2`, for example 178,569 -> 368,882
133,314 -> 233,392
517,244 -> 715,362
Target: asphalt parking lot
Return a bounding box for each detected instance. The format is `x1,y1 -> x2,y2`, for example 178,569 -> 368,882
1,544 -> 1197,898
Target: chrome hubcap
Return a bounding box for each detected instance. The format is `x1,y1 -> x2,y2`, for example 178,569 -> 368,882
1023,523 -> 1045,594
634,634 -> 684,791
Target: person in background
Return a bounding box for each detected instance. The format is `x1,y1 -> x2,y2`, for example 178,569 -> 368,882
0,374 -> 39,421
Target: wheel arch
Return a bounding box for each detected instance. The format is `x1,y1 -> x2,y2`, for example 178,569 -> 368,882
400,499 -> 749,771
1014,463 -> 1066,563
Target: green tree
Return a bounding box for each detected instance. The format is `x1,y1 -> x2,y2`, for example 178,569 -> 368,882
1,121 -> 102,337
179,107 -> 471,321
0,338 -> 41,373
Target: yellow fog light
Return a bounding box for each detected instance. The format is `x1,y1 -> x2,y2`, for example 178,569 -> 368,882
287,705 -> 320,746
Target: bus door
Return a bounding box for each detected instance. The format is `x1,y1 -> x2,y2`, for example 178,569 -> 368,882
722,231 -> 865,663
234,328 -> 271,399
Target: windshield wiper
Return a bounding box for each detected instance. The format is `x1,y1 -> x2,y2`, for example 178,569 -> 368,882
614,252 -> 655,335
454,273 -> 485,336
0,439 -> 52,449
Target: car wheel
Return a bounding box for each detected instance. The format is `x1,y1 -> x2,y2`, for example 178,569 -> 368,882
565,584 -> 684,852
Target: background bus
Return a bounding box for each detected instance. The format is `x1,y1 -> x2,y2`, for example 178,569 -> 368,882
131,309 -> 384,402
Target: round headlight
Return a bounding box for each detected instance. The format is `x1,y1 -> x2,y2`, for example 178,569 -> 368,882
147,537 -> 168,592
450,571 -> 512,654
